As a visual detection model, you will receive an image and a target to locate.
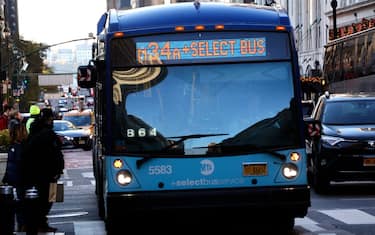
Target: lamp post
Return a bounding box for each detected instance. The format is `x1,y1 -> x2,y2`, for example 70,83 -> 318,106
331,0 -> 338,40
0,0 -> 10,112
0,8 -> 5,113
2,27 -> 10,107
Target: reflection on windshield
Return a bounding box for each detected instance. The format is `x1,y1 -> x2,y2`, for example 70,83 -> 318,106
112,62 -> 298,155
53,121 -> 77,131
63,115 -> 92,127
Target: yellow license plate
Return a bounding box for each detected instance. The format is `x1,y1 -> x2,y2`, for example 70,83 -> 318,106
243,163 -> 267,176
363,158 -> 375,166
79,140 -> 85,144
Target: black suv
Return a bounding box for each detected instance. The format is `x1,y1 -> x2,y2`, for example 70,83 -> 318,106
305,92 -> 375,193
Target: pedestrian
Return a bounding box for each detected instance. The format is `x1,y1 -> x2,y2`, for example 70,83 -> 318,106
23,108 -> 64,233
25,104 -> 40,134
0,104 -> 14,130
1,111 -> 28,232
8,109 -> 24,130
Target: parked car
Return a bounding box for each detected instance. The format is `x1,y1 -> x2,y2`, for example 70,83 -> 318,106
304,92 -> 375,193
53,120 -> 92,151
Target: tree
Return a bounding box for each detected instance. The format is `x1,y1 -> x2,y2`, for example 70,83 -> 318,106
13,39 -> 52,112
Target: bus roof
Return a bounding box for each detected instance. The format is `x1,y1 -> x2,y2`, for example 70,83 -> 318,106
105,2 -> 291,35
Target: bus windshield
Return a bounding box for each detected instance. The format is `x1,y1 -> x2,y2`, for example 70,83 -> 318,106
110,32 -> 298,155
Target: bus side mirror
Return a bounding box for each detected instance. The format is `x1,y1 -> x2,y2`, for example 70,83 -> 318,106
77,65 -> 96,88
304,117 -> 321,138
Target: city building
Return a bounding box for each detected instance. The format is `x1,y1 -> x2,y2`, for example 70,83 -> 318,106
281,0 -> 375,100
0,0 -> 19,112
2,0 -> 18,38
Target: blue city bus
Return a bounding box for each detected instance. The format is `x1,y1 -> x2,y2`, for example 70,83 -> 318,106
78,1 -> 310,232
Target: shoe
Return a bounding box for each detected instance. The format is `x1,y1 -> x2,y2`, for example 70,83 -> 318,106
38,225 -> 58,233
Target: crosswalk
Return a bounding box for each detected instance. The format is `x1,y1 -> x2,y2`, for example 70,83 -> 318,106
58,169 -> 375,234
44,209 -> 375,235
59,170 -> 95,187
296,208 -> 375,234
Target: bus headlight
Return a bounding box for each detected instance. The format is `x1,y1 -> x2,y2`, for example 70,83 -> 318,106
282,163 -> 298,179
117,170 -> 132,186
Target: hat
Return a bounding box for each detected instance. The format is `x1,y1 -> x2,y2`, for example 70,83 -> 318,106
29,105 -> 40,115
40,108 -> 54,119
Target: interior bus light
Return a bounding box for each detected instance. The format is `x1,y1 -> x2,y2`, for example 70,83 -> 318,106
175,26 -> 185,31
215,24 -> 225,30
195,25 -> 205,31
113,159 -> 123,169
113,32 -> 125,38
289,152 -> 300,161
276,26 -> 286,31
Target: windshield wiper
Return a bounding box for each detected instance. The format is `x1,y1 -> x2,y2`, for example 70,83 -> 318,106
162,133 -> 229,151
217,144 -> 286,161
136,133 -> 229,169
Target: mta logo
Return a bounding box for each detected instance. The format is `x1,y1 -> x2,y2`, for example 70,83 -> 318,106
200,159 -> 214,176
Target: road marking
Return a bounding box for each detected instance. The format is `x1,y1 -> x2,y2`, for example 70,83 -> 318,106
295,217 -> 325,232
66,180 -> 73,187
48,211 -> 89,218
82,172 -> 94,178
74,221 -> 106,235
62,169 -> 70,179
91,180 -> 96,185
51,208 -> 85,212
319,209 -> 375,224
340,198 -> 375,201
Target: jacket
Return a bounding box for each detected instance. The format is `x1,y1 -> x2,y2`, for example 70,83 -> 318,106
23,126 -> 64,185
2,143 -> 25,187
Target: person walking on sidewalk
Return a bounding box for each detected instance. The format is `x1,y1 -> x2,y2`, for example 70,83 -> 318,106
2,110 -> 28,232
23,108 -> 64,233
26,104 -> 40,134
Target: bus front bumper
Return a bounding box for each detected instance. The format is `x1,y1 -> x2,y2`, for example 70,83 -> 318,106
106,185 -> 310,218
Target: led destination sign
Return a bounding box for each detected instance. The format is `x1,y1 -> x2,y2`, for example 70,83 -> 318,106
136,38 -> 266,64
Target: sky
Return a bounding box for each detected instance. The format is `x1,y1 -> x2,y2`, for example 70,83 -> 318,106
18,0 -> 107,46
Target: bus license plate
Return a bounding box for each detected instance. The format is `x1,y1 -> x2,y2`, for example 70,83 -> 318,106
363,157 -> 375,166
243,163 -> 267,176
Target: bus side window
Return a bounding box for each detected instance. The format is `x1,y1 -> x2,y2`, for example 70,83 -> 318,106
323,45 -> 333,86
368,33 -> 375,74
355,36 -> 366,77
342,39 -> 355,81
332,43 -> 342,84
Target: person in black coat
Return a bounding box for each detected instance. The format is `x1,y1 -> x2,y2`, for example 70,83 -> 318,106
2,112 -> 28,231
23,108 -> 64,233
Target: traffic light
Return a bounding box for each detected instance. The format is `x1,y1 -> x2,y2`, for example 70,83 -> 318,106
22,77 -> 30,87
